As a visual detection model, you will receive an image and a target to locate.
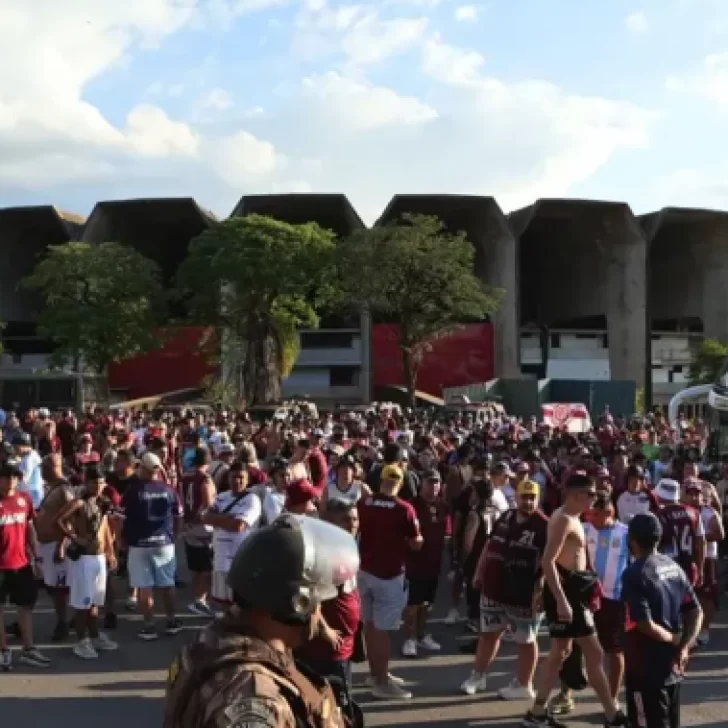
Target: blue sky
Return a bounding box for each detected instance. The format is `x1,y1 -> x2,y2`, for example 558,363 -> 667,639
2,0 -> 728,223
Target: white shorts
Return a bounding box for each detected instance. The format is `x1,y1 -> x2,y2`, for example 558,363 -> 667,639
39,541 -> 68,589
68,554 -> 107,610
211,570 -> 232,604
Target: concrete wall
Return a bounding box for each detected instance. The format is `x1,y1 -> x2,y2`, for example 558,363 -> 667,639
512,199 -> 647,386
81,198 -> 216,286
376,195 -> 520,379
0,206 -> 82,323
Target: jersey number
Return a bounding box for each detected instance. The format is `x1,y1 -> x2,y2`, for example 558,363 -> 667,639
517,531 -> 535,547
677,525 -> 693,555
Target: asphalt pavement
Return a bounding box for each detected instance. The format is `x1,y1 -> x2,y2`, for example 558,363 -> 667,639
1,577 -> 727,728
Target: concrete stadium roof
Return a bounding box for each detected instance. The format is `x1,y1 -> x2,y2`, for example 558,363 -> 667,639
0,204 -> 85,239
639,207 -> 728,240
508,198 -> 640,239
231,194 -> 365,238
375,194 -> 511,235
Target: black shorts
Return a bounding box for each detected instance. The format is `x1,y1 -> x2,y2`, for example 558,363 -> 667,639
0,565 -> 38,608
407,576 -> 439,606
626,680 -> 680,728
543,581 -> 596,640
184,543 -> 213,574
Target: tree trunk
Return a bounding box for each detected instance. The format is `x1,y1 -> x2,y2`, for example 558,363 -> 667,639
402,346 -> 416,410
243,317 -> 282,405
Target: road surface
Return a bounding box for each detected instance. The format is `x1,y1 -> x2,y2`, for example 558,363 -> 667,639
1,580 -> 727,728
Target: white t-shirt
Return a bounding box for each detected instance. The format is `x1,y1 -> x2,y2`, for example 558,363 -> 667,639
211,491 -> 262,573
701,506 -> 719,560
501,483 -> 516,509
616,490 -> 653,524
262,489 -> 286,525
490,488 -> 509,514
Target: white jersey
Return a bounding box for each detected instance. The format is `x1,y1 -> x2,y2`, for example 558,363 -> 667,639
616,490 -> 653,524
325,479 -> 362,506
210,490 -> 262,573
584,521 -> 630,601
701,506 -> 719,560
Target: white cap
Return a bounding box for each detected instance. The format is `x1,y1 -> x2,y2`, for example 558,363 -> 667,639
654,478 -> 680,503
140,452 -> 163,471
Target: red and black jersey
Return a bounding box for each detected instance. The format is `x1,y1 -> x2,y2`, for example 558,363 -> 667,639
180,471 -> 211,523
658,503 -> 702,584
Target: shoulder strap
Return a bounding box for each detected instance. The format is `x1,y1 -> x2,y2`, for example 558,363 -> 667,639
220,492 -> 247,515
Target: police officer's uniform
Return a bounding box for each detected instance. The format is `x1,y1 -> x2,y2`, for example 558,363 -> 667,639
164,515 -> 361,728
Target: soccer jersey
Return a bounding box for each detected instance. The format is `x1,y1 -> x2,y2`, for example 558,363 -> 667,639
584,521 -> 630,600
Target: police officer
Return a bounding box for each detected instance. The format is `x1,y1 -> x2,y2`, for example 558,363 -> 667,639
164,514 -> 361,728
621,513 -> 703,728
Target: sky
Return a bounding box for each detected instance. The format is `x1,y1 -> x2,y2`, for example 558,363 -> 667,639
3,0 -> 728,224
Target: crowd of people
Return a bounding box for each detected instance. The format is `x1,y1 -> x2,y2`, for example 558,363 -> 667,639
0,402 -> 723,728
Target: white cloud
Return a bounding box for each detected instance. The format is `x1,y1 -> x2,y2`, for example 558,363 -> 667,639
208,130 -> 286,186
625,10 -> 648,34
667,52 -> 728,112
198,87 -> 234,110
124,105 -> 200,157
454,5 -> 478,22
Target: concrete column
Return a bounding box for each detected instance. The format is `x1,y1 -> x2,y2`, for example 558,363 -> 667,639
605,218 -> 647,385
359,307 -> 372,403
699,226 -> 728,342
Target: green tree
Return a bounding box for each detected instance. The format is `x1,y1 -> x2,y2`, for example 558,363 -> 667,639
689,337 -> 728,385
176,214 -> 338,405
23,242 -> 166,374
338,213 -> 503,406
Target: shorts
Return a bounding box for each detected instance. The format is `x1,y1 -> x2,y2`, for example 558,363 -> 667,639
184,542 -> 213,574
211,570 -> 233,604
698,559 -> 719,607
543,579 -> 596,640
128,544 -> 177,589
68,554 -> 107,610
479,595 -> 543,644
406,576 -> 439,606
39,541 -> 69,589
594,598 -> 625,653
0,565 -> 38,608
626,680 -> 680,728
358,571 -> 407,631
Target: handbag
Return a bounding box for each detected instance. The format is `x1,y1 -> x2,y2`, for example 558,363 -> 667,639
65,499 -> 103,562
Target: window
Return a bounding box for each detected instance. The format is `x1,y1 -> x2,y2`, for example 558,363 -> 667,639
329,367 -> 359,387
300,331 -> 354,349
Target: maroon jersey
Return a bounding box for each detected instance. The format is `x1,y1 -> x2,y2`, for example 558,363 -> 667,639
658,503 -> 702,584
181,471 -> 211,523
478,509 -> 548,608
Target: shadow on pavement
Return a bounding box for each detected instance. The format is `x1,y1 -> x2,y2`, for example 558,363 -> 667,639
1,697 -> 163,728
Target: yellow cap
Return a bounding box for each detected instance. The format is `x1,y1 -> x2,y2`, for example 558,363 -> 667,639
381,464 -> 404,482
517,479 -> 540,498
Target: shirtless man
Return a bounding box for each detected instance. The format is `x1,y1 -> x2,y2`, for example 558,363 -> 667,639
522,472 -> 629,728
34,454 -> 75,641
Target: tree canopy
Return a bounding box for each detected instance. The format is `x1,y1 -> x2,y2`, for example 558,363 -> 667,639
689,337 -> 728,385
23,242 -> 166,373
176,214 -> 338,405
337,213 -> 503,404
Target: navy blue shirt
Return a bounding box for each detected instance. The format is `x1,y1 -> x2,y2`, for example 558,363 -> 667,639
121,480 -> 182,548
621,552 -> 699,689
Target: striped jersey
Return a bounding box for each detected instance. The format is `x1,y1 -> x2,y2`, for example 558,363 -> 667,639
584,520 -> 630,601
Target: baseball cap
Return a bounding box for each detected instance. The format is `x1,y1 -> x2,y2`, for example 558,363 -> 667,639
11,433 -> 31,446
423,468 -> 442,482
492,460 -> 515,477
218,443 -> 235,455
654,478 -> 680,503
140,452 -> 163,470
626,464 -> 645,480
0,459 -> 23,478
285,479 -> 318,508
381,464 -> 404,482
516,480 -> 540,498
628,512 -> 663,548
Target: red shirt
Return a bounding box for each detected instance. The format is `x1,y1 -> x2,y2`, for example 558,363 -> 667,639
658,503 -> 702,585
181,471 -> 210,522
298,584 -> 360,662
358,494 -> 421,579
0,491 -> 34,571
406,497 -> 448,579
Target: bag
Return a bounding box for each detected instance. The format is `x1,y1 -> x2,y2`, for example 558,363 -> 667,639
66,540 -> 85,562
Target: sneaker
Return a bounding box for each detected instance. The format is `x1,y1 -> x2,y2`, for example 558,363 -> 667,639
498,678 -> 536,700
370,680 -> 413,700
103,613 -> 118,630
93,633 -> 119,651
73,638 -> 99,660
444,608 -> 461,625
604,710 -> 629,727
697,630 -> 709,647
51,621 -> 69,643
18,646 -> 51,667
418,634 -> 441,651
548,690 -> 575,716
165,617 -> 184,635
0,648 -> 11,671
188,600 -> 214,618
125,596 -> 138,612
521,711 -> 567,728
460,670 -> 487,695
402,638 -> 418,657
365,673 -> 406,687
138,624 -> 158,641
